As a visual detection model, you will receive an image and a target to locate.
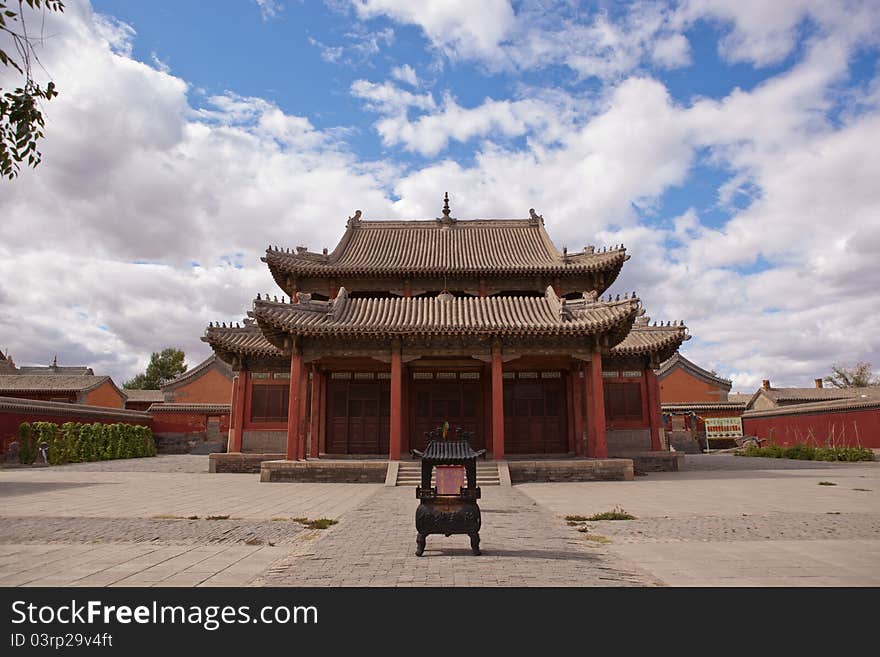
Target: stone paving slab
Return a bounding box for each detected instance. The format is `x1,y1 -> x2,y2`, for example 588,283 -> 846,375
255,486 -> 661,587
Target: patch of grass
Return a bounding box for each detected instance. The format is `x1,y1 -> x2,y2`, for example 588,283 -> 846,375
205,515 -> 230,520
271,517 -> 289,521
852,488 -> 872,492
584,506 -> 636,521
290,517 -> 309,524
818,481 -> 837,486
151,514 -> 182,520
581,533 -> 611,544
565,515 -> 590,522
244,538 -> 263,545
186,515 -> 200,520
302,518 -> 338,530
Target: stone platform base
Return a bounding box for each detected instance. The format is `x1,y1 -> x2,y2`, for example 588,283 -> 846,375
260,460 -> 388,483
209,452 -> 284,474
610,451 -> 684,474
508,459 -> 634,483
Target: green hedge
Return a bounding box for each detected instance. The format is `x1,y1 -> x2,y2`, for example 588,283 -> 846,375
739,443 -> 874,462
17,421 -> 155,465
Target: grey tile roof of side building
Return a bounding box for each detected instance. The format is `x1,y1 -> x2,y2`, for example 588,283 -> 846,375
743,395 -> 880,418
655,352 -> 732,390
0,374 -> 112,393
122,389 -> 165,403
160,354 -> 233,391
755,386 -> 879,404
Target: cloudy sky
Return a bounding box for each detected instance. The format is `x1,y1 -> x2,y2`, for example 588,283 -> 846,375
1,0 -> 878,391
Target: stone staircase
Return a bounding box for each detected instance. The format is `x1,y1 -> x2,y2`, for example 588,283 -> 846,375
395,460 -> 501,486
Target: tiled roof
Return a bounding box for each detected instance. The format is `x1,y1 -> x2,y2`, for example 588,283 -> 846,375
123,389 -> 165,403
202,323 -> 282,359
0,396 -> 151,419
250,287 -> 641,339
757,386 -> 878,404
263,217 -> 629,279
161,354 -> 232,391
743,396 -> 880,418
727,393 -> 754,404
609,317 -> 690,362
0,374 -> 111,393
148,403 -> 231,414
18,365 -> 95,375
204,291 -> 689,365
656,352 -> 731,389
662,401 -> 747,412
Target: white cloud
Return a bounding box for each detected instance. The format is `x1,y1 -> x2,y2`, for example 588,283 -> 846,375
352,0 -> 516,63
391,63 -> 419,86
1,0 -> 878,392
254,0 -> 283,21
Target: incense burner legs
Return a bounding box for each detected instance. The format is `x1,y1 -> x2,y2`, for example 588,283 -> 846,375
414,495 -> 481,556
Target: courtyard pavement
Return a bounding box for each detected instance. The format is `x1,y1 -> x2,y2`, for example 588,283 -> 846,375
0,453 -> 877,586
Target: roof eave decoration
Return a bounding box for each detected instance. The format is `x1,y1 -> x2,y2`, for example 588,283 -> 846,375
246,288 -> 641,339
609,315 -> 690,362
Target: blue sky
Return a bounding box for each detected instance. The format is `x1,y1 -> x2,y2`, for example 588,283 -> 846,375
1,0 -> 879,389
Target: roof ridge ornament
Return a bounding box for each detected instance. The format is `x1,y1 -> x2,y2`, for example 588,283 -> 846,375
438,192 -> 456,223
347,210 -> 362,227
528,208 -> 543,225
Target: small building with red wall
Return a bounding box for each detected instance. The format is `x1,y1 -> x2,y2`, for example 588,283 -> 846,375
145,355 -> 233,453
123,389 -> 165,411
0,374 -> 126,408
742,379 -> 880,448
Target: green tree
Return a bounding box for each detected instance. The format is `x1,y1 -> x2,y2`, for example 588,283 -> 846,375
1,0 -> 64,179
124,348 -> 187,390
823,362 -> 879,388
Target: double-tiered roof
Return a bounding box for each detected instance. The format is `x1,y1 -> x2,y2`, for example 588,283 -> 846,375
205,201 -> 689,365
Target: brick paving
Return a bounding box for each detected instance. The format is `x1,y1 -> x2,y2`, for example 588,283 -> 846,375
255,486 -> 660,587
1,453 -> 878,587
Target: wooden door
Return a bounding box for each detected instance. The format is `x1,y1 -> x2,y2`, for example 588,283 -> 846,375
503,374 -> 567,454
326,379 -> 390,454
410,377 -> 484,451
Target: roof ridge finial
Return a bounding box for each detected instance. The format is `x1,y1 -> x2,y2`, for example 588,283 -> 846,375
52,354 -> 57,368
442,192 -> 451,219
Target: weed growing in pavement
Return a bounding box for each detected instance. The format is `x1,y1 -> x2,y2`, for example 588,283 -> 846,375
584,506 -> 636,521
205,515 -> 230,520
818,481 -> 837,486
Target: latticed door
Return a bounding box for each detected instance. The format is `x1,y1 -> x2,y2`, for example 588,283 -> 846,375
503,374 -> 567,453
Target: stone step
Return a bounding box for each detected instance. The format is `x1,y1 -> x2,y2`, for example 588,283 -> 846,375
396,461 -> 500,486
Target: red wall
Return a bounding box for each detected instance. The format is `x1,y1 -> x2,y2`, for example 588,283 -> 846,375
743,408 -> 880,448
0,408 -> 151,453
151,411 -> 230,436
659,368 -> 727,403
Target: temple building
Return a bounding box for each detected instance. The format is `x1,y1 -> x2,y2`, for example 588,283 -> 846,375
203,198 -> 690,462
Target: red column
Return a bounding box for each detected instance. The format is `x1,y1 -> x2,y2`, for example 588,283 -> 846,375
590,350 -> 608,458
389,343 -> 403,460
645,368 -> 662,451
401,363 -> 410,453
572,367 -> 584,456
317,371 -> 327,455
286,348 -> 303,461
565,370 -> 575,454
491,342 -> 505,460
308,366 -> 321,458
229,372 -> 246,452
297,368 -> 309,460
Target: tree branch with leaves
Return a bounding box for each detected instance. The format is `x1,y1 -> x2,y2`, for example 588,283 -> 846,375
0,0 -> 63,180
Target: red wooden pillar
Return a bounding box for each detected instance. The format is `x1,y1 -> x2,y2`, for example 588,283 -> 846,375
645,368 -> 662,451
297,367 -> 309,460
229,372 -> 246,452
400,364 -> 410,453
565,369 -> 575,454
590,349 -> 608,458
491,342 -> 505,460
572,367 -> 584,456
318,370 -> 327,455
286,347 -> 303,461
308,366 -> 321,458
389,342 -> 403,460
